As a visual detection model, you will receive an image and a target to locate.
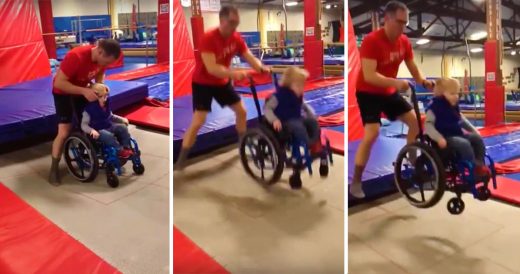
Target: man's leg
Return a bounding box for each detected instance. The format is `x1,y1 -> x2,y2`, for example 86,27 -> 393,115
351,123 -> 380,198
229,101 -> 247,141
49,123 -> 72,186
397,110 -> 419,144
175,110 -> 208,170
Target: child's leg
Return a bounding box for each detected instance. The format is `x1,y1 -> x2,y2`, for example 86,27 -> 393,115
111,124 -> 132,148
446,136 -> 476,163
464,133 -> 486,166
303,117 -> 321,144
285,119 -> 310,145
97,129 -> 121,149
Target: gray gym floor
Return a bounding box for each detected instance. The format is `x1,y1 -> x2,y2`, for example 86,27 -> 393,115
174,145 -> 344,273
349,192 -> 520,274
0,125 -> 169,273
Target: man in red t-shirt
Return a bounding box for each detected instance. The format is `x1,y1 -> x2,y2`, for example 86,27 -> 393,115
350,1 -> 434,198
49,39 -> 121,186
175,6 -> 269,170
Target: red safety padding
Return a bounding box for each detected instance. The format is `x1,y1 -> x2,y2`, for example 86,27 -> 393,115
490,176 -> 520,205
241,77 -> 344,99
173,0 -> 196,98
116,103 -> 169,132
478,122 -> 520,138
38,0 -> 57,59
107,53 -> 124,69
322,128 -> 344,154
347,10 -> 363,141
318,111 -> 344,127
0,183 -> 119,274
494,159 -> 520,174
484,40 -> 505,126
106,62 -> 169,80
0,0 -> 51,88
234,71 -> 272,87
157,0 -> 169,63
173,227 -> 230,274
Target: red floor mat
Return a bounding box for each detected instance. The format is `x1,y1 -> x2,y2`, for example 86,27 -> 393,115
318,111 -> 344,127
490,176 -> 520,205
116,103 -> 169,132
174,227 -> 229,274
106,62 -> 169,81
478,123 -> 520,138
322,128 -> 344,154
0,183 -> 119,274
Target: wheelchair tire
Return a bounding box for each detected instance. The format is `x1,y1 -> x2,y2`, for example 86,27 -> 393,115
133,164 -> 145,175
64,132 -> 99,182
106,165 -> 119,188
289,172 -> 302,189
447,197 -> 465,215
240,127 -> 284,185
394,141 -> 446,208
319,161 -> 329,178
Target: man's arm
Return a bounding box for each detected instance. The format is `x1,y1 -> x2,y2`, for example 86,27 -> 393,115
361,58 -> 403,89
241,50 -> 263,72
201,52 -> 235,79
53,70 -> 92,96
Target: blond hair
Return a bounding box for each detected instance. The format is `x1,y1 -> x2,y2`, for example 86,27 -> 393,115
91,83 -> 108,96
280,67 -> 309,87
433,77 -> 460,96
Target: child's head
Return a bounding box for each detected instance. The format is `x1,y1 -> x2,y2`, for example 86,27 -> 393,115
280,67 -> 309,96
91,83 -> 108,103
434,77 -> 460,106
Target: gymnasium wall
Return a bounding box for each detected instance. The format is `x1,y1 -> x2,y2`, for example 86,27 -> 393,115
398,50 -> 520,90
182,6 -> 343,44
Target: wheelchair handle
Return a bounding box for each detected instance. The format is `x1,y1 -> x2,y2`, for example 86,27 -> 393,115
405,84 -> 425,142
248,76 -> 264,122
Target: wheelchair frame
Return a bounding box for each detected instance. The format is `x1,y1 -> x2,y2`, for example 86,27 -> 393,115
239,74 -> 333,189
393,84 -> 497,215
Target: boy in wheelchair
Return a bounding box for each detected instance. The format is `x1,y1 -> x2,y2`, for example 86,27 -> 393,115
263,67 -> 322,157
80,83 -> 134,159
424,77 -> 490,181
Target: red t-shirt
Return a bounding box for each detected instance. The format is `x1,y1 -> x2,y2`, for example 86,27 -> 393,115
356,28 -> 413,95
53,45 -> 106,95
192,28 -> 247,86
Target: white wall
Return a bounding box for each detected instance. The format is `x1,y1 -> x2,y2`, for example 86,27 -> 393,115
51,0 -> 109,17
398,50 -> 520,89
182,6 -> 342,44
115,0 -> 157,13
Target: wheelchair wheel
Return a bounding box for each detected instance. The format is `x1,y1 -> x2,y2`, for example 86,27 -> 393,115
240,127 -> 284,185
476,186 -> 491,201
64,132 -> 99,182
133,164 -> 145,175
394,141 -> 446,208
447,197 -> 465,215
319,158 -> 329,178
106,165 -> 119,188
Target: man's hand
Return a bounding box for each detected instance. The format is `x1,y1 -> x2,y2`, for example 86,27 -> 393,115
422,79 -> 434,90
231,70 -> 249,81
273,120 -> 282,132
260,66 -> 271,74
123,118 -> 129,126
437,137 -> 447,149
395,80 -> 410,91
90,129 -> 100,139
83,88 -> 98,102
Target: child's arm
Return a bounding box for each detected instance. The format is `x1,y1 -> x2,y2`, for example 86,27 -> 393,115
302,102 -> 316,118
110,112 -> 127,124
460,114 -> 479,134
81,111 -> 94,134
424,109 -> 446,143
263,96 -> 280,123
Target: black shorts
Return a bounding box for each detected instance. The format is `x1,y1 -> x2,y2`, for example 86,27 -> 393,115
356,91 -> 412,124
53,93 -> 88,124
192,82 -> 241,112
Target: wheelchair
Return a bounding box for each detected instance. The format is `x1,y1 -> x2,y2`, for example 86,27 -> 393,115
239,75 -> 334,189
63,128 -> 145,188
393,85 -> 497,215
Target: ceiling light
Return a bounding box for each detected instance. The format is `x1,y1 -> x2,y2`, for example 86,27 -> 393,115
470,47 -> 483,53
416,38 -> 430,45
469,31 -> 487,40
286,1 -> 298,6
325,4 -> 331,9
333,4 -> 338,7
181,0 -> 190,7
512,51 -> 517,56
